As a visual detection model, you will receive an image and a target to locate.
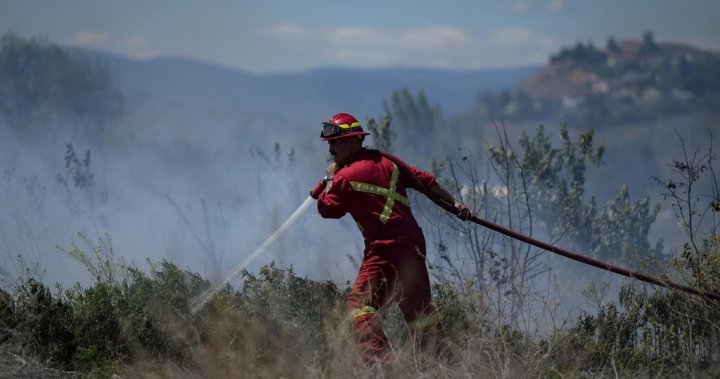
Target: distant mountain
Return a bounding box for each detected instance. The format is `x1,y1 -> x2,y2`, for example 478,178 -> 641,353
77,48 -> 539,120
468,34 -> 720,126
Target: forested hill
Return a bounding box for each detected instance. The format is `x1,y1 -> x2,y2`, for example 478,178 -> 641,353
469,33 -> 720,126
79,48 -> 538,120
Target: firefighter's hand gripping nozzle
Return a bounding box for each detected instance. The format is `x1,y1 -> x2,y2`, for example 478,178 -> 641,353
310,176 -> 331,199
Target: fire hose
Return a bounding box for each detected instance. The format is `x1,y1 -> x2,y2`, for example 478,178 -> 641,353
192,150 -> 718,316
378,151 -> 720,302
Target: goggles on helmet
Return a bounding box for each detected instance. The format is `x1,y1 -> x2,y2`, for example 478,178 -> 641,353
321,121 -> 361,138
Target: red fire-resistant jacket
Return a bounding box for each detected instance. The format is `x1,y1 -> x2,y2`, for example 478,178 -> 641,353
311,149 -> 436,245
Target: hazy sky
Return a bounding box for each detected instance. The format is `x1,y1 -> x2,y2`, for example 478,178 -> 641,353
2,0 -> 719,73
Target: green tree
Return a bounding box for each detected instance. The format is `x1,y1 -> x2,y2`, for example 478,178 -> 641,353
500,125 -> 663,265
365,114 -> 394,153
606,36 -> 621,54
641,30 -> 658,53
382,88 -> 445,161
426,124 -> 664,326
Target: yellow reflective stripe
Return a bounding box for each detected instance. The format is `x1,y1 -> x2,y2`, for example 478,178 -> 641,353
351,305 -> 377,319
338,121 -> 361,129
407,312 -> 440,330
379,164 -> 401,223
349,182 -> 409,206
349,164 -> 409,224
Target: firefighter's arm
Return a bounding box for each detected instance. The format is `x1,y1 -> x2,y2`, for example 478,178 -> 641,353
427,182 -> 473,220
313,170 -> 349,219
316,184 -> 348,219
310,162 -> 341,199
404,163 -> 472,220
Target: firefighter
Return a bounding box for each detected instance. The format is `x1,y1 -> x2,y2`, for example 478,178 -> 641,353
310,112 -> 472,364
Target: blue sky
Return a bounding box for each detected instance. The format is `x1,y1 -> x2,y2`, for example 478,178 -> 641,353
2,0 -> 719,73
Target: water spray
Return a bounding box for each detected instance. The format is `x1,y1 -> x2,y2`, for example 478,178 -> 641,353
190,195 -> 314,315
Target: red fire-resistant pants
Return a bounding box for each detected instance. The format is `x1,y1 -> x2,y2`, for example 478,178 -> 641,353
347,232 -> 449,363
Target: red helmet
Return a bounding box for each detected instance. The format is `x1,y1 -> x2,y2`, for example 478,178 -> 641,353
320,113 -> 370,141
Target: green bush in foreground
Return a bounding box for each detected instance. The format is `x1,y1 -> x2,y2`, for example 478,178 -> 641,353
0,242 -> 354,377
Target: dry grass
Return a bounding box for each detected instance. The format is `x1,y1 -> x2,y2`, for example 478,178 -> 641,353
2,250 -> 719,378
0,343 -> 76,378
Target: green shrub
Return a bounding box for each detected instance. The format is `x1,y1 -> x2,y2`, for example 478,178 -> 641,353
12,279 -> 76,368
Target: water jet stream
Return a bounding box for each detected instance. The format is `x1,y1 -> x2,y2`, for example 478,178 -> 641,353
190,195 -> 314,314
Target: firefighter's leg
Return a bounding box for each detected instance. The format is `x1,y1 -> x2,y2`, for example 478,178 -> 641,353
396,243 -> 454,361
405,305 -> 453,360
347,251 -> 395,363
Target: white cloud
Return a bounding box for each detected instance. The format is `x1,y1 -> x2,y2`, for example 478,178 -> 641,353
268,24 -> 466,50
399,26 -> 467,50
121,34 -> 154,59
260,23 -> 562,70
326,27 -> 387,47
270,23 -> 310,38
68,31 -> 159,60
486,27 -> 535,47
71,31 -> 110,46
261,24 -> 562,69
265,24 -> 473,66
485,27 -> 557,50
